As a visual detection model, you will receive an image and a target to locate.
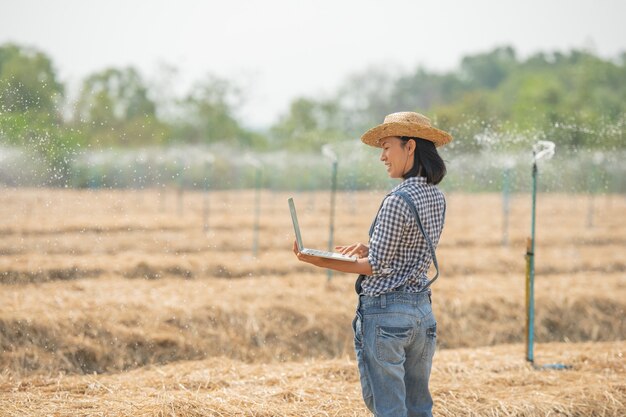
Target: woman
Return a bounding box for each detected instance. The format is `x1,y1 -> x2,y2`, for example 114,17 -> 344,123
293,111 -> 451,417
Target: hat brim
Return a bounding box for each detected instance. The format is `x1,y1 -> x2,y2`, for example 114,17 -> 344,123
360,122 -> 452,148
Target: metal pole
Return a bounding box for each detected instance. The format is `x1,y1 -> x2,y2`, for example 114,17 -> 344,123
159,183 -> 166,213
203,161 -> 211,233
327,159 -> 338,281
177,158 -> 184,217
525,237 -> 532,362
502,167 -> 511,246
526,160 -> 537,364
244,156 -> 262,258
253,166 -> 261,258
322,145 -> 339,282
587,191 -> 595,228
525,141 -> 569,369
588,152 -> 604,228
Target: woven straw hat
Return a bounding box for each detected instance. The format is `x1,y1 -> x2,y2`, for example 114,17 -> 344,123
360,111 -> 452,148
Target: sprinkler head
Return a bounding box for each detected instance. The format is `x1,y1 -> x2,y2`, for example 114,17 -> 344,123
532,141 -> 555,162
322,144 -> 338,163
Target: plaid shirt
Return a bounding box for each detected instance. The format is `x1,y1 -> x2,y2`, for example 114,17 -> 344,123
364,177 -> 446,296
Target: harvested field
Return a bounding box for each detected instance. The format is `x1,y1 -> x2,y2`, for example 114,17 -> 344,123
1,342 -> 624,416
1,188 -> 625,416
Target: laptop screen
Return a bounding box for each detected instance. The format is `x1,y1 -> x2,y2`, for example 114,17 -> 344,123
288,198 -> 304,251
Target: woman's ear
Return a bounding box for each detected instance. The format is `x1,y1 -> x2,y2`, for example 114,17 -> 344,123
407,139 -> 416,156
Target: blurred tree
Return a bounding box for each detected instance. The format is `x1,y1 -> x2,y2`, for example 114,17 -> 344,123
430,48 -> 626,150
0,43 -> 63,113
74,67 -> 168,147
0,43 -> 84,185
390,68 -> 464,113
172,74 -> 264,147
334,67 -> 398,137
270,97 -> 346,150
459,46 -> 517,90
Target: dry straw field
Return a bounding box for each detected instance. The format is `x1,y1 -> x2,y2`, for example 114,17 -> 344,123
1,187 -> 624,416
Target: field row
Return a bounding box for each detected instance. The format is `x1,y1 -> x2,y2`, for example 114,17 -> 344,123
2,341 -> 624,417
1,189 -> 624,239
1,189 -> 624,379
2,190 -> 624,284
1,242 -> 624,285
2,272 -> 624,376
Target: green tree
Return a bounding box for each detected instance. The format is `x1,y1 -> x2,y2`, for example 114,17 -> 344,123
334,67 -> 398,137
270,97 -> 346,150
0,43 -> 83,184
390,68 -> 465,114
74,67 -> 168,147
459,46 -> 517,90
0,43 -> 63,113
172,74 -> 262,146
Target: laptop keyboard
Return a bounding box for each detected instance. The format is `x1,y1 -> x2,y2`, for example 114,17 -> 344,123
304,248 -> 354,260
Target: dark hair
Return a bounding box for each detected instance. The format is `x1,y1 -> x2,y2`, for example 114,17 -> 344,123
400,136 -> 447,184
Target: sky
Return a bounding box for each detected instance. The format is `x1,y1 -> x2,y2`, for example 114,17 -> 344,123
1,0 -> 625,128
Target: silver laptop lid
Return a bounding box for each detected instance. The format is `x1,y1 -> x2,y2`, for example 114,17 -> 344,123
288,198 -> 304,251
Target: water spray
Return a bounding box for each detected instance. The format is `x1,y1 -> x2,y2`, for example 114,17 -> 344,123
525,140 -> 568,369
245,155 -> 262,258
322,144 -> 338,282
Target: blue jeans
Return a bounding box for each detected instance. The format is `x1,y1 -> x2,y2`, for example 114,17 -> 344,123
353,291 -> 436,417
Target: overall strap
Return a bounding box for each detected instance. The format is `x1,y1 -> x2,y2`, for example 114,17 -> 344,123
356,200 -> 387,295
368,199 -> 385,237
392,190 -> 440,292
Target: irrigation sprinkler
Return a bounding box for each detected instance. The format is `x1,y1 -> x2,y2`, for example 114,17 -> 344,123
525,140 -> 568,369
322,144 -> 338,282
202,153 -> 215,233
245,156 -> 262,258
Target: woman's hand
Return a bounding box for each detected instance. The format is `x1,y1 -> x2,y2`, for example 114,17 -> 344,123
335,243 -> 369,258
292,241 -> 374,276
292,241 -> 328,267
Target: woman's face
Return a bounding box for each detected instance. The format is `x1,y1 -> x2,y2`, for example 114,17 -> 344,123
379,136 -> 414,178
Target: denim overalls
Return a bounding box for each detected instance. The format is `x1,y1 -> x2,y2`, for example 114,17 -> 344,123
353,190 -> 440,417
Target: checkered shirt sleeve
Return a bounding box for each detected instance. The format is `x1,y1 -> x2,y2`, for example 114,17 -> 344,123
364,177 -> 446,296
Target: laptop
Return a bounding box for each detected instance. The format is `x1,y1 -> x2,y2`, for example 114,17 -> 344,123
288,197 -> 357,262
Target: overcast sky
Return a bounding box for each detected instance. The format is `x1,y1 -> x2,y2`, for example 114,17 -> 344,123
1,0 -> 625,128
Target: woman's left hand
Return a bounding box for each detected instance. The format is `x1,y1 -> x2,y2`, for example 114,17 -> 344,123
292,241 -> 373,276
292,241 -> 328,267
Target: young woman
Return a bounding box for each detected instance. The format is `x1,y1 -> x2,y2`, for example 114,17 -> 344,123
293,111 -> 451,417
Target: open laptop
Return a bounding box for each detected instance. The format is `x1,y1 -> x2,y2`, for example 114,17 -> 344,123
288,197 -> 357,262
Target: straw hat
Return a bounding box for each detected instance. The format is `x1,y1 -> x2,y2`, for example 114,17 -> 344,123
361,111 -> 452,148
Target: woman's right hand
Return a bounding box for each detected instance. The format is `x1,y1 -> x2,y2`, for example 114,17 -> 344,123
335,243 -> 369,258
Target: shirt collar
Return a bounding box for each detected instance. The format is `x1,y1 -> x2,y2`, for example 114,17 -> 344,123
391,176 -> 427,194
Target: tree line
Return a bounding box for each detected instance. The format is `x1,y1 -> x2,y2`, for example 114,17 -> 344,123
1,42 -> 624,180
